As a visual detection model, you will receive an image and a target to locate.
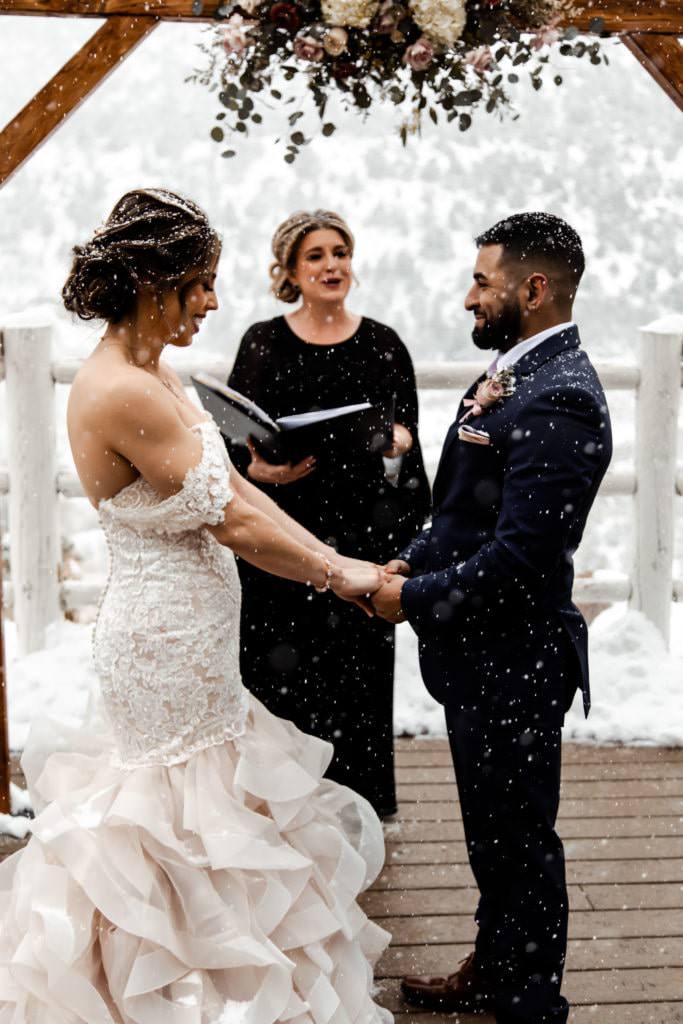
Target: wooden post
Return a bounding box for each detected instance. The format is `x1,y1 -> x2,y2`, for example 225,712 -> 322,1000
623,34 -> 683,112
3,317 -> 60,656
631,315 -> 683,646
0,531 -> 9,815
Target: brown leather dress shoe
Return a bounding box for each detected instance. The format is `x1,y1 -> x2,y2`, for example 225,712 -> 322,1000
401,952 -> 492,1013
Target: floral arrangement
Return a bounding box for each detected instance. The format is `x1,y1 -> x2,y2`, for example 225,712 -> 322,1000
193,0 -> 607,159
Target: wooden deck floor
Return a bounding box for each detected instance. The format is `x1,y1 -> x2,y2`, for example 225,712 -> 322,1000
2,740 -> 683,1022
365,739 -> 683,1023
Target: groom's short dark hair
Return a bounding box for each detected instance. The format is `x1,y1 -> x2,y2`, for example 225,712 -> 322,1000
475,212 -> 585,296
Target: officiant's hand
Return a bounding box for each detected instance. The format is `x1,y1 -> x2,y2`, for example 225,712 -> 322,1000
382,423 -> 413,459
371,576 -> 407,623
247,440 -> 316,485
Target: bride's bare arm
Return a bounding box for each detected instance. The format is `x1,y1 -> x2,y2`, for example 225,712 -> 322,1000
103,385 -> 379,596
228,465 -> 375,571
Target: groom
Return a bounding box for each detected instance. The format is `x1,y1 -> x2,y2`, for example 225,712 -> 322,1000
372,212 -> 612,1023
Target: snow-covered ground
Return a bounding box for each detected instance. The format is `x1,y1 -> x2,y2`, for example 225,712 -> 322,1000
0,19 -> 681,758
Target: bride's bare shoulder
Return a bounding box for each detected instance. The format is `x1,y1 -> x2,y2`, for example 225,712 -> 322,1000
68,352 -> 168,435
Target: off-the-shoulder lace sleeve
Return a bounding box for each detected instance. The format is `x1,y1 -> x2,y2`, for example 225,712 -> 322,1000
100,420 -> 234,534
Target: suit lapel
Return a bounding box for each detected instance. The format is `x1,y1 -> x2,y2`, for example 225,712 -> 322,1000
432,370 -> 487,499
432,327 -> 581,502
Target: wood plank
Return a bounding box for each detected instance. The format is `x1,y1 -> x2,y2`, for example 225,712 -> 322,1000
396,744 -> 683,766
376,969 -> 683,1011
585,882 -> 683,910
360,885 -> 594,917
1,0 -> 681,32
382,908 -> 683,944
371,859 -> 683,890
378,936 -> 683,977
0,16 -> 157,187
385,836 -> 683,865
396,762 -> 683,783
393,797 -> 683,821
623,33 -> 683,111
389,816 -> 683,842
396,779 -> 683,801
391,1010 -> 683,1024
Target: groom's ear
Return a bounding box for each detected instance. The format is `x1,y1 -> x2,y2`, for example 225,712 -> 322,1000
524,271 -> 550,310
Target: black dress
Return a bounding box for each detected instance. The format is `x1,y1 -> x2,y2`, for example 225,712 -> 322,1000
227,315 -> 431,816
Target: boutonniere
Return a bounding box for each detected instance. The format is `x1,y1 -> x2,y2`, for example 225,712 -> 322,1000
460,367 -> 516,423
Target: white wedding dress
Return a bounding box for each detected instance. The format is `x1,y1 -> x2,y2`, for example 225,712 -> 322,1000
0,418 -> 392,1024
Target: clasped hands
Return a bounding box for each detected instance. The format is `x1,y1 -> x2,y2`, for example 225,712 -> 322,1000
330,556 -> 411,623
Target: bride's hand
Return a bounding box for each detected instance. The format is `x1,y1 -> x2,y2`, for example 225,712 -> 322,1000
334,564 -> 385,597
330,562 -> 386,617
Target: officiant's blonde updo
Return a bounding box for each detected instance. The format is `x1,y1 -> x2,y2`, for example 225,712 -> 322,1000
270,210 -> 355,304
63,188 -> 219,322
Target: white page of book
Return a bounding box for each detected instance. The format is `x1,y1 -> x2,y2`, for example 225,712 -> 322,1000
276,403 -> 371,430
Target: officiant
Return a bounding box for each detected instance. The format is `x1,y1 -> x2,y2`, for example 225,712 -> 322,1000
226,210 -> 430,817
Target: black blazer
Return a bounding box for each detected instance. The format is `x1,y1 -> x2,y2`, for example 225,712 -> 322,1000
400,325 -> 612,716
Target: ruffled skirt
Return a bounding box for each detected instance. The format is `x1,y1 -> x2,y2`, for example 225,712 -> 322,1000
0,695 -> 392,1023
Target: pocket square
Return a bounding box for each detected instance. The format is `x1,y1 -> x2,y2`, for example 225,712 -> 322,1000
458,424 -> 491,446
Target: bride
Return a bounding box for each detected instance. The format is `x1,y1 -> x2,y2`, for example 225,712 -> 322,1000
0,189 -> 393,1024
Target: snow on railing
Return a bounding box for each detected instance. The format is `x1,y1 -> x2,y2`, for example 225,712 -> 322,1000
0,314 -> 682,655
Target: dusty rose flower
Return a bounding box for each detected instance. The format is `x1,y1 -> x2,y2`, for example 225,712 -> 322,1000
221,13 -> 257,54
531,21 -> 561,50
465,45 -> 493,74
270,1 -> 301,32
375,0 -> 407,34
294,32 -> 325,60
403,36 -> 435,72
323,26 -> 349,56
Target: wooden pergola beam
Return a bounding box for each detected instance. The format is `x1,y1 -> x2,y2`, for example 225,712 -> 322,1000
623,33 -> 683,111
0,15 -> 157,187
1,0 -> 682,33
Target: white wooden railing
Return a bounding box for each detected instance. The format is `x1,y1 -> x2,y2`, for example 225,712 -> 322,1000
1,313 -> 682,657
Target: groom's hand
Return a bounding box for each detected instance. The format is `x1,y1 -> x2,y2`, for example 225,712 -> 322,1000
384,559 -> 411,577
371,576 -> 407,623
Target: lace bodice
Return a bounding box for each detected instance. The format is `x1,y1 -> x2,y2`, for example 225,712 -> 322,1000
94,418 -> 249,767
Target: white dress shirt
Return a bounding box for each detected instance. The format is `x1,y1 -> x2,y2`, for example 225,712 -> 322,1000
490,321 -> 576,376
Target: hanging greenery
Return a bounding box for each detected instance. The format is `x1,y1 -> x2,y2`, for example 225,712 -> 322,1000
192,0 -> 608,160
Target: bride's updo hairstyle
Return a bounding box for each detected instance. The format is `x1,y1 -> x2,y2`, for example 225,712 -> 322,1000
269,210 -> 354,304
63,188 -> 219,322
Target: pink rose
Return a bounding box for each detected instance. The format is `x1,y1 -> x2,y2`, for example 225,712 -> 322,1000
221,13 -> 256,54
474,378 -> 505,408
465,45 -> 493,75
531,21 -> 561,50
403,36 -> 434,72
294,32 -> 325,61
375,0 -> 407,35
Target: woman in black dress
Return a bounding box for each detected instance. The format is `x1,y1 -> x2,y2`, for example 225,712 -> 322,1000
227,210 -> 430,817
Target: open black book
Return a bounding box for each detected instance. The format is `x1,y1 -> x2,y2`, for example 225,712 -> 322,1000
191,372 -> 395,465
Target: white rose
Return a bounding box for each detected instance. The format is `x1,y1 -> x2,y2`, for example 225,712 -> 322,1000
321,0 -> 380,29
408,0 -> 466,47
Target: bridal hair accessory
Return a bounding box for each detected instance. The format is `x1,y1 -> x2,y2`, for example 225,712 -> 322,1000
460,367 -> 516,422
195,0 -> 608,161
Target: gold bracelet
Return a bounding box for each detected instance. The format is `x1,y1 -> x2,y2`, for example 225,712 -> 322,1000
314,555 -> 335,593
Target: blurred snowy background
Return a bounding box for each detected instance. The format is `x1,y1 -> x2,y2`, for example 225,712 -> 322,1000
0,18 -> 681,748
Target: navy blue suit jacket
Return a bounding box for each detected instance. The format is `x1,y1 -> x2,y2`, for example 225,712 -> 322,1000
399,326 -> 612,717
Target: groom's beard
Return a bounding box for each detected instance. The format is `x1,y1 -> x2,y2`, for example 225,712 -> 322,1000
471,300 -> 523,352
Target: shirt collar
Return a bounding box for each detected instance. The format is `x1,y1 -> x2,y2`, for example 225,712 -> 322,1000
490,322 -> 576,376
